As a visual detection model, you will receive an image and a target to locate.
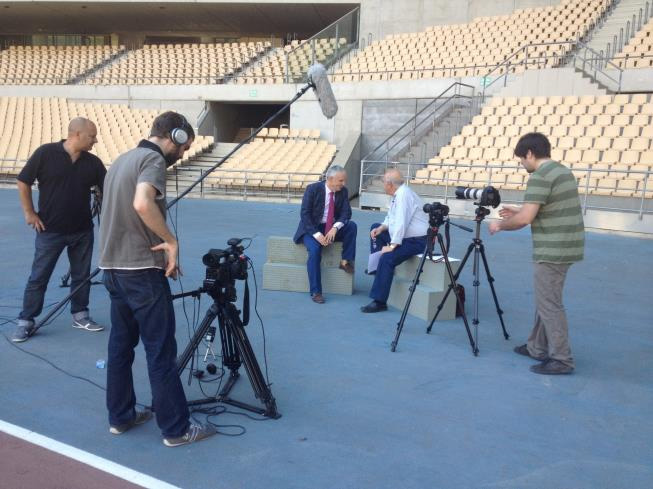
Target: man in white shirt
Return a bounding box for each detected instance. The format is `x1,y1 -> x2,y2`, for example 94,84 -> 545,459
362,168 -> 428,313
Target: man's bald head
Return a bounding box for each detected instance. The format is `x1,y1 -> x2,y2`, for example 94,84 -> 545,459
66,117 -> 98,153
68,117 -> 94,135
382,168 -> 404,195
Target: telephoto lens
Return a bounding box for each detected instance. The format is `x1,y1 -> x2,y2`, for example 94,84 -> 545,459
455,187 -> 483,201
455,186 -> 501,208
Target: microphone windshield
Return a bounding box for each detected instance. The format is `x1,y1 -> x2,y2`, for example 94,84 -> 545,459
307,63 -> 338,119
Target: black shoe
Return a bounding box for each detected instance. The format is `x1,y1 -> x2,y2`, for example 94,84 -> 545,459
514,344 -> 547,361
361,300 -> 387,313
364,269 -> 376,276
530,359 -> 574,375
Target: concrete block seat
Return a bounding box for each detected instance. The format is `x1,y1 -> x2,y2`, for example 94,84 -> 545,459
263,236 -> 353,295
388,254 -> 461,321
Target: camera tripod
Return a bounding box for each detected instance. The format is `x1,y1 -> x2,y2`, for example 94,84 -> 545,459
391,212 -> 477,355
173,283 -> 281,419
426,205 -> 509,350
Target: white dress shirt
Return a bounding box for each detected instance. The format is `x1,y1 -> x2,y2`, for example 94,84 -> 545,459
313,182 -> 343,239
382,184 -> 428,244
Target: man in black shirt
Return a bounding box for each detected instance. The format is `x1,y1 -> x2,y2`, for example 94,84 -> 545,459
14,117 -> 107,342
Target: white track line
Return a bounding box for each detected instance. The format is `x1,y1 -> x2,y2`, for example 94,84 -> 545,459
0,420 -> 181,489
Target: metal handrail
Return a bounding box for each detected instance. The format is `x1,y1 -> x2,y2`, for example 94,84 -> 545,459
362,82 -> 475,161
282,7 -> 360,83
602,0 -> 652,63
481,39 -> 624,97
404,162 -> 652,219
172,167 -> 324,202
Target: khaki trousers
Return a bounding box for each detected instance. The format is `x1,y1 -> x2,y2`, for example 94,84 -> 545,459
527,262 -> 575,368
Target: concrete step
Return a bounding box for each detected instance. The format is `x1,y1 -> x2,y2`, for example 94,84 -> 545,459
263,262 -> 353,295
266,236 -> 343,267
387,254 -> 461,321
585,0 -> 650,54
262,236 -> 353,295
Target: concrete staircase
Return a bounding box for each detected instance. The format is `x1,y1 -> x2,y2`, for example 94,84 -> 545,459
166,142 -> 237,196
583,0 -> 651,58
493,67 -> 609,97
396,100 -> 480,168
71,47 -> 129,85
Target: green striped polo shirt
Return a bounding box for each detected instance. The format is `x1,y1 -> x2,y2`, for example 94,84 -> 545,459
523,160 -> 585,263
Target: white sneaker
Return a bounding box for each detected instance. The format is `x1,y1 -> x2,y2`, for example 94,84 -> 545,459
72,316 -> 104,332
163,422 -> 217,447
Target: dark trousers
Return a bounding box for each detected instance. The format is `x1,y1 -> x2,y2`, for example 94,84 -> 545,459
103,269 -> 190,438
19,229 -> 94,322
302,221 -> 357,294
368,222 -> 426,303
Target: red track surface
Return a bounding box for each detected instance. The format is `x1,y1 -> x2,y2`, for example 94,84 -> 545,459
0,431 -> 144,489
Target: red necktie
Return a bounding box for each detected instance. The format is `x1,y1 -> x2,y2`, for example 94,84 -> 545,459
325,191 -> 335,234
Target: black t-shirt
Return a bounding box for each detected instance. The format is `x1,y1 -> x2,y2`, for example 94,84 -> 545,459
17,141 -> 107,234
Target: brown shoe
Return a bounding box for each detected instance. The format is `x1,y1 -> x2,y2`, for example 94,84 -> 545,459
339,261 -> 354,274
311,293 -> 325,304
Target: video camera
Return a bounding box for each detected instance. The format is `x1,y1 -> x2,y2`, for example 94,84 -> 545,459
455,186 -> 501,208
202,238 -> 248,300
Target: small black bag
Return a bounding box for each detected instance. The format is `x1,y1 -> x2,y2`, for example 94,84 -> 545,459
455,284 -> 466,317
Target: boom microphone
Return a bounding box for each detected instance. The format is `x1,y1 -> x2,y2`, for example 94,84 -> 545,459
307,63 -> 338,119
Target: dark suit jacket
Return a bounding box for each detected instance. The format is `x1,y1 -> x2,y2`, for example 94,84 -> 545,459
293,181 -> 352,243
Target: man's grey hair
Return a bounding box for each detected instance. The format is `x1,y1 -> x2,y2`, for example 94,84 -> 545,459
326,165 -> 346,178
384,168 -> 404,187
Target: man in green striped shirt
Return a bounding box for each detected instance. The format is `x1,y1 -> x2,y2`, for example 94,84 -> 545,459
489,133 -> 584,375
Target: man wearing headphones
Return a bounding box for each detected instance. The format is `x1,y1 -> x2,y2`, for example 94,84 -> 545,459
98,111 -> 216,447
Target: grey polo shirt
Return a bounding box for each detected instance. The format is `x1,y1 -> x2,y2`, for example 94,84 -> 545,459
98,140 -> 168,270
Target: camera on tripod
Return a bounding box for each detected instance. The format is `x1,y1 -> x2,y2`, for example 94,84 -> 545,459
423,202 -> 450,226
455,186 -> 501,208
202,238 -> 248,301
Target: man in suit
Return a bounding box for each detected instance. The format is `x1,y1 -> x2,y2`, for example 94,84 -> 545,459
293,165 -> 357,303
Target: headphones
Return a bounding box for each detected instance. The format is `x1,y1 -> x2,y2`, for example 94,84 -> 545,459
170,115 -> 191,146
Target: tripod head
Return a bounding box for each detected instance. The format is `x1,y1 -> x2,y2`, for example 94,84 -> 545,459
474,204 -> 491,221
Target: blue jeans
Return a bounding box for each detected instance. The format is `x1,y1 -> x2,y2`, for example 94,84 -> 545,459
19,229 -> 94,322
103,269 -> 190,438
302,221 -> 357,294
368,222 -> 426,303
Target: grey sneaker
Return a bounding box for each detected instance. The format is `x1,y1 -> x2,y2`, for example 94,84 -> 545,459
72,316 -> 104,332
163,422 -> 217,447
109,409 -> 153,435
12,321 -> 35,343
530,359 -> 574,375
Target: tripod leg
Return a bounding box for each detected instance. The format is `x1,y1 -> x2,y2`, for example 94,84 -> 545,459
472,243 -> 481,351
219,303 -> 280,418
391,247 -> 429,352
176,303 -> 220,376
437,234 -> 478,356
33,267 -> 101,334
479,244 -> 510,340
426,242 -> 474,334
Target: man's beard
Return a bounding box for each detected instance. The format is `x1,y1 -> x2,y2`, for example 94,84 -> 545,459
164,152 -> 179,167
